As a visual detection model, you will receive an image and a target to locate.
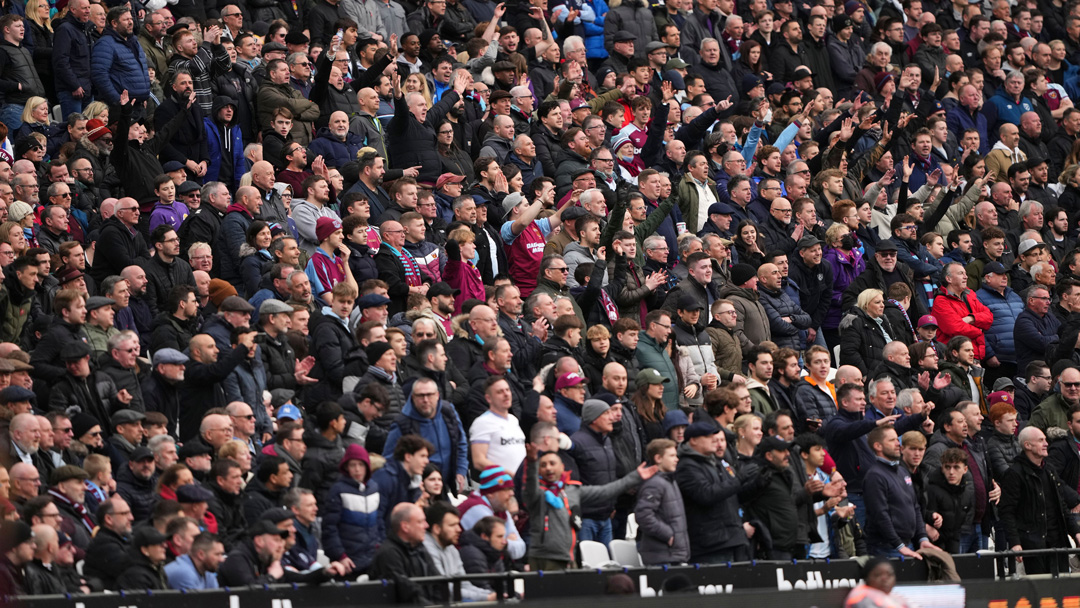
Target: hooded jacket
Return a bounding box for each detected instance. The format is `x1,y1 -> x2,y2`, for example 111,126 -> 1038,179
322,444 -> 383,570
204,96 -> 245,190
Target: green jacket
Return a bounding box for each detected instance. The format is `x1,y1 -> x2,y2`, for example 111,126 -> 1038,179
84,323 -> 118,356
601,193 -> 678,267
635,333 -> 678,410
1029,393 -> 1074,435
675,174 -> 717,235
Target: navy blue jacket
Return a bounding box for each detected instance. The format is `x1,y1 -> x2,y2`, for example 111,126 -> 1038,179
307,128 -> 365,168
322,476 -> 384,570
821,408 -> 878,494
371,458 -> 421,527
51,13 -> 92,95
1014,308 -> 1061,374
864,457 -> 928,551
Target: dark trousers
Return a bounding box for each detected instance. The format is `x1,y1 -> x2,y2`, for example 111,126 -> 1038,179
694,544 -> 751,564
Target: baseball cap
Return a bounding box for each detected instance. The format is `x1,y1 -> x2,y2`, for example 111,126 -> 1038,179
427,282 -> 461,298
917,315 -> 938,328
1018,238 -> 1047,256
555,372 -> 587,390
982,261 -> 1007,276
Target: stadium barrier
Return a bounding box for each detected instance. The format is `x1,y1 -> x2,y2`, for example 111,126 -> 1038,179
10,550 -> 1080,608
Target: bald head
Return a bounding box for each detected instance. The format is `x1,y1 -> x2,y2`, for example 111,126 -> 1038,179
835,365 -> 864,385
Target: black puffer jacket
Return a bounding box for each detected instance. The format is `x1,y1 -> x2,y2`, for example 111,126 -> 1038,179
298,429 -> 345,505
307,312 -> 356,404
242,476 -> 288,524
115,465 -> 157,523
148,312 -> 196,353
739,456 -> 805,550
788,256 -> 834,331
924,469 -> 974,554
256,331 -> 297,393
97,353 -> 145,412
839,307 -> 898,376
115,550 -> 166,590
986,429 -> 1022,480
82,528 -> 131,590
91,216 -> 151,282
673,443 -> 747,559
141,255 -> 196,317
206,480 -> 248,547
457,530 -> 507,587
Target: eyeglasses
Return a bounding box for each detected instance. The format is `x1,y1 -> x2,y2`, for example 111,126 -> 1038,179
900,225 -> 917,231
413,392 -> 439,399
549,266 -> 569,273
594,157 -> 614,162
652,322 -> 672,329
1030,295 -> 1051,301
222,12 -> 241,17
1063,382 -> 1080,389
878,252 -> 898,257
54,193 -> 71,198
1036,375 -> 1053,381
118,207 -> 139,213
772,208 -> 792,214
383,229 -> 405,234
57,427 -> 73,434
162,237 -> 180,243
232,414 -> 256,420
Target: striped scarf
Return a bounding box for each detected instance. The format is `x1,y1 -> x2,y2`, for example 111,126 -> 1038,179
48,488 -> 94,532
382,242 -> 422,287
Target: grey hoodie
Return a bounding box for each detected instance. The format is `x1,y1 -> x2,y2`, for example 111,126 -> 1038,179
562,242 -> 608,289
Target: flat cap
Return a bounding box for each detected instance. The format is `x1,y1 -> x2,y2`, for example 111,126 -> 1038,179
152,348 -> 189,365
259,299 -> 294,315
111,409 -> 145,427
86,296 -> 115,312
219,295 -> 255,312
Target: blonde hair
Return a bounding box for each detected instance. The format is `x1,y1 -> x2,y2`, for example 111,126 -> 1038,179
20,97 -> 49,125
586,325 -> 610,340
218,439 -> 248,462
448,227 -> 475,244
404,72 -> 433,108
856,288 -> 884,311
825,222 -> 849,247
25,0 -> 53,31
733,413 -> 760,439
83,101 -> 109,122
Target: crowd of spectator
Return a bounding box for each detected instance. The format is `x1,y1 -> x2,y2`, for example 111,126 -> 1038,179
1,0 -> 1080,600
